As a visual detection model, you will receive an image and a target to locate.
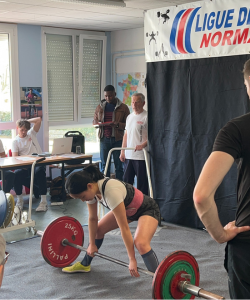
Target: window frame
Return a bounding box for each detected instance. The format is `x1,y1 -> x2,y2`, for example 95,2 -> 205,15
41,27 -> 106,152
0,23 -> 20,131
78,34 -> 107,123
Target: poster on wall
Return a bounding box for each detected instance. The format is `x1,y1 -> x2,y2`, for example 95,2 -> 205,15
116,72 -> 146,109
144,0 -> 250,62
20,87 -> 42,119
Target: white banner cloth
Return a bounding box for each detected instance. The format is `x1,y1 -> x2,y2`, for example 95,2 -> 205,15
144,0 -> 250,62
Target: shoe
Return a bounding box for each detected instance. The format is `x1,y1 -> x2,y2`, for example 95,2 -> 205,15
36,202 -> 48,212
62,262 -> 91,273
16,200 -> 23,210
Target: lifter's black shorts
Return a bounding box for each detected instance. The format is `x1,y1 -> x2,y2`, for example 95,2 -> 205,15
127,194 -> 161,223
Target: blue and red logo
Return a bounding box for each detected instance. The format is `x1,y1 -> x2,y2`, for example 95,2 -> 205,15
169,6 -> 250,55
170,7 -> 201,54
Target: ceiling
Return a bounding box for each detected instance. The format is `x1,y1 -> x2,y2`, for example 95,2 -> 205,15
0,0 -> 200,32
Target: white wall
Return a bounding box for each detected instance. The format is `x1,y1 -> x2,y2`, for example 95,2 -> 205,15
111,27 -> 146,74
111,27 -> 144,52
111,27 -> 147,107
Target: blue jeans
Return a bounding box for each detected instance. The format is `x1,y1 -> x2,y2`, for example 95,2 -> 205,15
100,137 -> 123,180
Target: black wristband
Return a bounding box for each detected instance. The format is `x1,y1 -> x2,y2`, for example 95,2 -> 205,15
116,123 -> 119,128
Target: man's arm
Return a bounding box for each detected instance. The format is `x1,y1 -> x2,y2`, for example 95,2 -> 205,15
93,105 -> 100,125
11,140 -> 18,157
135,140 -> 147,151
27,117 -> 41,133
120,130 -> 127,162
114,105 -> 130,130
0,152 -> 5,158
193,151 -> 250,243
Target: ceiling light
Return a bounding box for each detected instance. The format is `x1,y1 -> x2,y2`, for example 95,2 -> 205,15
52,0 -> 126,7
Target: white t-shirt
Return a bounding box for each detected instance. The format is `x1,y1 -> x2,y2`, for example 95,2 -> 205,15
0,139 -> 4,154
86,178 -> 127,210
12,127 -> 42,155
125,109 -> 148,160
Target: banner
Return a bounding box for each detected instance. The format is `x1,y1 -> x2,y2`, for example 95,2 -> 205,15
144,0 -> 250,62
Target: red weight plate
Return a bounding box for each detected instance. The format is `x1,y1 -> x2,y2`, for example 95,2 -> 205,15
152,251 -> 199,299
170,271 -> 188,299
41,216 -> 84,268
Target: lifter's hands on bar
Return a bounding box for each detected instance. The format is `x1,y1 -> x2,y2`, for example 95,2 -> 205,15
129,258 -> 140,277
87,244 -> 98,258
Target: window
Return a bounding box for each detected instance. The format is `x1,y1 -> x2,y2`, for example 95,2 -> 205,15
0,33 -> 11,123
46,34 -> 74,122
42,28 -> 106,157
49,126 -> 99,158
0,24 -> 19,153
79,37 -> 103,118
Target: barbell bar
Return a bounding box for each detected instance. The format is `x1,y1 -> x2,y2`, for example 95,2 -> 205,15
37,216 -> 225,300
61,238 -> 154,277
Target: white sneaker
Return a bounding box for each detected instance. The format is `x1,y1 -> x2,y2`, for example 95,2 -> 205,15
16,200 -> 24,210
36,202 -> 48,212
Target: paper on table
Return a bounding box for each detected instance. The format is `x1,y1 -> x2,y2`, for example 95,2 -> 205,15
58,154 -> 84,158
93,122 -> 112,128
15,157 -> 35,161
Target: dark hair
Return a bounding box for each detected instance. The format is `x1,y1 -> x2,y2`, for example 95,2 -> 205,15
16,119 -> 31,130
65,164 -> 104,195
243,59 -> 250,79
104,85 -> 115,92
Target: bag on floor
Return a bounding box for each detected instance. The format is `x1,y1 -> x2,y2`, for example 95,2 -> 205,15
50,176 -> 71,200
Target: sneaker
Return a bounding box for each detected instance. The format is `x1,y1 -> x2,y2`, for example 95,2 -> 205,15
62,262 -> 91,273
36,202 -> 48,212
16,200 -> 24,210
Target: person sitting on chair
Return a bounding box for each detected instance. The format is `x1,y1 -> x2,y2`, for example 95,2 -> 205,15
11,117 -> 48,212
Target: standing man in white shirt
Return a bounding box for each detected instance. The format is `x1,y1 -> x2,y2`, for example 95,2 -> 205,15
11,117 -> 48,212
0,139 -> 15,193
120,93 -> 148,195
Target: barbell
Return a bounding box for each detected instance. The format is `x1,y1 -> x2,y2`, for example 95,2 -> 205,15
37,216 -> 225,300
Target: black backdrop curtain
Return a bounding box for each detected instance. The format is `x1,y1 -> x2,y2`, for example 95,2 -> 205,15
147,54 -> 250,229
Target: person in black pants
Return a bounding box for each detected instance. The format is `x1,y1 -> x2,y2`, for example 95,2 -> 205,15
120,93 -> 148,195
193,59 -> 250,299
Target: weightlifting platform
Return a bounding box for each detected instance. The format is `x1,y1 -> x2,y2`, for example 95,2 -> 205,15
1,221 -> 229,299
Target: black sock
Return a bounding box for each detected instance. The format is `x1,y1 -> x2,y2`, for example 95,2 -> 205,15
81,238 -> 104,266
141,248 -> 159,273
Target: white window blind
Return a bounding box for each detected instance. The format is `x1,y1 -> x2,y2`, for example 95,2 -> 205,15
0,33 -> 12,123
0,24 -> 19,132
80,39 -> 102,118
46,34 -> 74,121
